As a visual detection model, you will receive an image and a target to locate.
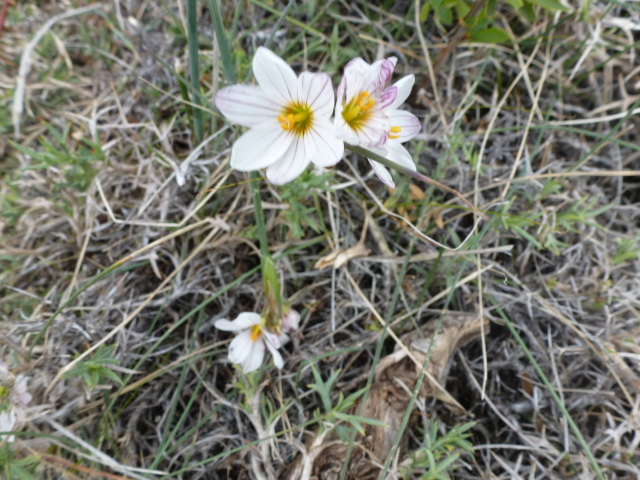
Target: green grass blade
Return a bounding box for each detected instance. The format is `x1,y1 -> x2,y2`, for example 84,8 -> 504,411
186,0 -> 204,142
206,0 -> 236,84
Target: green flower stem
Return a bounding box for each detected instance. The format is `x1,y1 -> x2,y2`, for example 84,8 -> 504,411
346,144 -> 487,221
250,173 -> 269,259
250,173 -> 283,319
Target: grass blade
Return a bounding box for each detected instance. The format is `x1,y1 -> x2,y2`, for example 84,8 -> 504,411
206,0 -> 236,84
186,0 -> 204,142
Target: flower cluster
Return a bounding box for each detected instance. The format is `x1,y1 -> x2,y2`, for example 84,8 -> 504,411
215,47 -> 420,188
0,360 -> 32,443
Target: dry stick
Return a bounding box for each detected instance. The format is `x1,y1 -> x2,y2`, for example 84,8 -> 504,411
43,225 -> 221,396
12,3 -> 102,138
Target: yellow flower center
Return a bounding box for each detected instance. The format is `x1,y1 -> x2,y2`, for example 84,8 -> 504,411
278,102 -> 313,136
342,91 -> 375,129
388,126 -> 402,139
250,325 -> 262,342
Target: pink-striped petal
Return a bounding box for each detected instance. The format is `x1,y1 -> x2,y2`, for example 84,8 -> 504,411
368,160 -> 395,188
215,85 -> 280,128
378,86 -> 397,110
297,72 -> 334,118
388,110 -> 421,143
252,47 -> 297,106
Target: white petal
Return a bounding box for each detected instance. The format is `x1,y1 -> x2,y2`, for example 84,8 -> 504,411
242,339 -> 266,373
265,340 -> 284,369
387,110 -> 421,143
354,110 -> 390,150
230,120 -> 293,171
283,309 -> 300,332
215,85 -> 280,127
388,75 -> 415,111
385,142 -> 416,171
14,376 -> 31,406
334,105 -> 361,145
228,330 -> 254,364
252,47 -> 297,106
263,330 -> 282,349
266,140 -> 311,185
362,57 -> 397,97
215,312 -> 261,331
306,120 -> 345,167
297,72 -> 334,118
367,143 -> 416,189
342,57 -> 369,101
368,160 -> 395,188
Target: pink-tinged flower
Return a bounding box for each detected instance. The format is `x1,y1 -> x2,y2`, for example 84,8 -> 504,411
334,57 -> 421,188
215,47 -> 344,185
214,312 -> 288,373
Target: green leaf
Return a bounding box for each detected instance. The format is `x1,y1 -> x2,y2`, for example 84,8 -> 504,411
519,2 -> 537,22
468,27 -> 510,43
528,0 -> 569,10
436,4 -> 452,25
454,0 -> 470,18
504,0 -> 524,9
420,2 -> 431,22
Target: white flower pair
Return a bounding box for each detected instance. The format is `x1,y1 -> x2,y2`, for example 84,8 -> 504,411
215,47 -> 421,188
214,308 -> 300,373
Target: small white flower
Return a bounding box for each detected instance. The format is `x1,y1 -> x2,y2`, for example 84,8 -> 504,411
215,312 -> 288,373
0,361 -> 32,443
334,57 -> 421,188
215,47 -> 344,185
282,308 -> 300,333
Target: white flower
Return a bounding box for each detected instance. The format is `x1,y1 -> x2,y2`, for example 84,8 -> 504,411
214,312 -> 288,373
215,47 -> 344,185
334,57 -> 421,188
282,308 -> 300,333
0,361 -> 32,443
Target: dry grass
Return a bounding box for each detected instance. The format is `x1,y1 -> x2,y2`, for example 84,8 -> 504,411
1,0 -> 640,479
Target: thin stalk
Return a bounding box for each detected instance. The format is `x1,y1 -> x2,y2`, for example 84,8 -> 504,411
347,144 -> 488,221
250,172 -> 269,259
186,0 -> 204,142
206,0 -> 236,84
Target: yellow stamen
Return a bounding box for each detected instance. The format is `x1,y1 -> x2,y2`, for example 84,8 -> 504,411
388,126 -> 402,139
278,103 -> 313,135
342,91 -> 375,128
250,325 -> 262,342
357,91 -> 375,110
